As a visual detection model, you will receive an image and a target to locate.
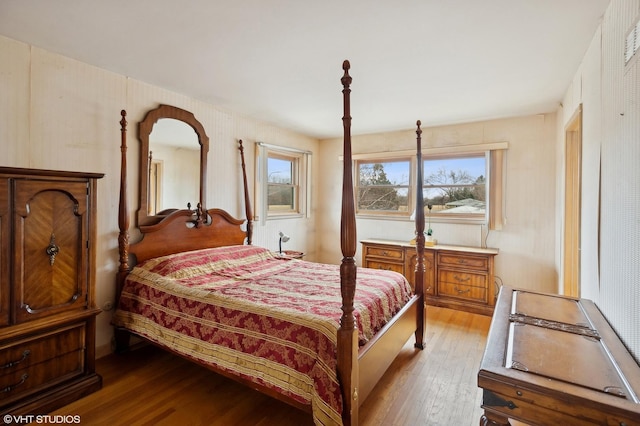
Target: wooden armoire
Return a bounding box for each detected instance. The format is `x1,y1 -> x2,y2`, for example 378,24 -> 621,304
0,167 -> 103,416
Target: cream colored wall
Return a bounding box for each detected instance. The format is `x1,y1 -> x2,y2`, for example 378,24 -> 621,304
560,25 -> 603,300
0,35 -> 319,357
559,0 -> 640,361
317,114 -> 559,295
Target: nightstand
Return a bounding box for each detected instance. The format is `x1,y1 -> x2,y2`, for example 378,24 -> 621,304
278,250 -> 304,260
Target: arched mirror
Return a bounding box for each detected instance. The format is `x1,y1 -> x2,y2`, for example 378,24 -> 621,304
138,104 -> 209,226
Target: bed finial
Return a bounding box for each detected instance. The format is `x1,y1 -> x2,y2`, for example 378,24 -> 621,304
238,140 -> 253,245
414,119 -> 426,350
341,60 -> 352,88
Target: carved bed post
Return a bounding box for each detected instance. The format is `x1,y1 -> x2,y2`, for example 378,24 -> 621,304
115,109 -> 131,351
414,121 -> 426,349
117,110 -> 130,295
238,140 -> 253,245
338,60 -> 359,426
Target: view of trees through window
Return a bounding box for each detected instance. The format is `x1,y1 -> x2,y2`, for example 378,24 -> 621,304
357,160 -> 410,212
267,155 -> 296,212
357,155 -> 486,216
423,156 -> 486,214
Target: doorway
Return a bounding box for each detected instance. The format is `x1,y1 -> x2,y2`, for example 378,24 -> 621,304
563,106 -> 582,297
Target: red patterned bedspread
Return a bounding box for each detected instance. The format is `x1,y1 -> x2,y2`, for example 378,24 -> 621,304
112,245 -> 412,425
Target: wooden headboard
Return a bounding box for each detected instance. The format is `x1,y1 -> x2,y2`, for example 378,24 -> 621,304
116,111 -> 252,294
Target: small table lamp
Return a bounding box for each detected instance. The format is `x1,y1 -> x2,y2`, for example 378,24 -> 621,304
279,231 -> 290,254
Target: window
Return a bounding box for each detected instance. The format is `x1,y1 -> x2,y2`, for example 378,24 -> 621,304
356,159 -> 411,214
354,144 -> 506,228
423,154 -> 486,218
267,153 -> 298,213
256,142 -> 310,223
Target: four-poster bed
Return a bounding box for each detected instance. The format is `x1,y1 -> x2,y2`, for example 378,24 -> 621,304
112,61 -> 426,425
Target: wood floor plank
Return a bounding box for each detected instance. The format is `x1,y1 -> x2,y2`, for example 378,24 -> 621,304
51,307 -> 491,425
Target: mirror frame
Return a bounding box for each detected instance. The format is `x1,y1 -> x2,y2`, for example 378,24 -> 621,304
137,104 -> 209,226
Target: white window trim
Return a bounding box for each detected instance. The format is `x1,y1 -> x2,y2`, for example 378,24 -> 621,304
348,141 -> 508,160
347,141 -> 508,229
256,142 -> 311,225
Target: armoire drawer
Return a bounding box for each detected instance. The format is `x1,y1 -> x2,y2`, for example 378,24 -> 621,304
0,323 -> 85,372
0,349 -> 84,402
0,324 -> 86,402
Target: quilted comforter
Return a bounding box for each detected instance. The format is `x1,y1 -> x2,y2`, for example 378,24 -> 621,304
112,245 -> 412,425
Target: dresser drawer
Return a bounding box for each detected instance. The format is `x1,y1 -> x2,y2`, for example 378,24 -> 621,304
0,323 -> 85,371
438,269 -> 488,288
438,281 -> 487,303
0,348 -> 84,401
364,260 -> 404,275
438,253 -> 489,271
363,245 -> 404,261
0,324 -> 86,402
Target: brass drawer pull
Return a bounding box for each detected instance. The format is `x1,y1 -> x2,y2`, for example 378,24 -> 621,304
454,275 -> 471,282
1,373 -> 28,393
454,286 -> 471,294
1,350 -> 31,369
46,233 -> 60,266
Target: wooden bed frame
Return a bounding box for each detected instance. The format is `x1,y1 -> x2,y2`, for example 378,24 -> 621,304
115,60 -> 426,425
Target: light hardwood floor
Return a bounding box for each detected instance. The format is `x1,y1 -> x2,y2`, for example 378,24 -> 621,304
52,307 -> 492,425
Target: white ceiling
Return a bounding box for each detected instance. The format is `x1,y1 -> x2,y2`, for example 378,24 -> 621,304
0,0 -> 610,139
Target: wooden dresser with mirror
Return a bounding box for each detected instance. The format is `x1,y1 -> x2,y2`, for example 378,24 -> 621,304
361,239 -> 498,316
0,167 -> 103,416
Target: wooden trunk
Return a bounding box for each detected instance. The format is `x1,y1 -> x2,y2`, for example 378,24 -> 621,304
478,286 -> 640,425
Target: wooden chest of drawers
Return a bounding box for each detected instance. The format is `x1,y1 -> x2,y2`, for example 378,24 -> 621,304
361,239 -> 498,315
0,168 -> 103,416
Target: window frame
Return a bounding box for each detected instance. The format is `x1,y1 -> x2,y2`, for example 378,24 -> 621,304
421,152 -> 488,223
267,151 -> 299,214
352,142 -> 506,229
355,156 -> 414,216
256,142 -> 310,223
